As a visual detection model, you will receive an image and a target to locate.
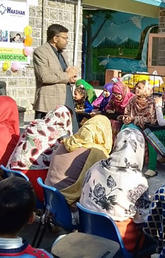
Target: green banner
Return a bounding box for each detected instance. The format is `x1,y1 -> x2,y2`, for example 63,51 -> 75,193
0,53 -> 27,62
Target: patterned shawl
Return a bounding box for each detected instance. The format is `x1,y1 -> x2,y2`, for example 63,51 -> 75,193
105,81 -> 134,114
7,105 -> 73,170
143,185 -> 165,255
123,96 -> 157,129
80,128 -> 149,222
63,115 -> 113,156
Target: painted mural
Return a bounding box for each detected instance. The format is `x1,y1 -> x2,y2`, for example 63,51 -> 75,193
83,10 -> 158,84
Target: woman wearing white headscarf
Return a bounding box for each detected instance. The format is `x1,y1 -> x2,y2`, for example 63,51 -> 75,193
80,128 -> 149,253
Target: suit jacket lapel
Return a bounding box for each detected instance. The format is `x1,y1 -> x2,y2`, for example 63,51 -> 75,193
45,42 -> 68,71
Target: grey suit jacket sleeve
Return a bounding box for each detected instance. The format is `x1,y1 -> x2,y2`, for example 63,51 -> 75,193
33,47 -> 69,85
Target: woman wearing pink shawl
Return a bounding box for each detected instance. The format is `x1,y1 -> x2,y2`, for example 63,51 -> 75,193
105,81 -> 134,116
105,81 -> 134,143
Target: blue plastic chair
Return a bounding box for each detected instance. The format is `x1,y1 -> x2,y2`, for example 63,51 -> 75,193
0,165 -> 43,210
76,202 -> 132,258
0,164 -> 29,181
32,177 -> 77,247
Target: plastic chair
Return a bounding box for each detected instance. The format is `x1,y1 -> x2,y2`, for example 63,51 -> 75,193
0,165 -> 43,210
0,164 -> 29,181
32,177 -> 77,247
76,202 -> 132,258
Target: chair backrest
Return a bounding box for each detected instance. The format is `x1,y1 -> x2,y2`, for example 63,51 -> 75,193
37,177 -> 75,231
0,164 -> 29,181
76,202 -> 132,258
0,165 -> 44,210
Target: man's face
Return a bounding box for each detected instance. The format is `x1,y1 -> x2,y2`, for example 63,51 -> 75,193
54,32 -> 68,50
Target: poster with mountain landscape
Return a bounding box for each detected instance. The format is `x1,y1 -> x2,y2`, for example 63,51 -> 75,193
83,10 -> 158,84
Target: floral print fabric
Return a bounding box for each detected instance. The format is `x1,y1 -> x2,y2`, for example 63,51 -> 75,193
7,105 -> 73,170
123,96 -> 157,129
80,128 -> 149,222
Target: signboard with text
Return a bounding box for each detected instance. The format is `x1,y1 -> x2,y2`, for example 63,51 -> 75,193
0,0 -> 29,65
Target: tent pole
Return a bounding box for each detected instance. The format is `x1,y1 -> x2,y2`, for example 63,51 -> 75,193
74,0 -> 81,66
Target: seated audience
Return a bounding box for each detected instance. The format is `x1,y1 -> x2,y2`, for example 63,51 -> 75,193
45,115 -> 112,206
80,128 -> 149,253
123,80 -> 158,177
123,80 -> 156,129
105,80 -> 134,118
92,82 -> 113,112
74,85 -> 93,125
143,185 -> 165,257
0,96 -> 20,166
143,96 -> 165,176
76,79 -> 97,103
155,95 -> 165,126
104,80 -> 134,144
7,105 -> 73,200
0,176 -> 53,257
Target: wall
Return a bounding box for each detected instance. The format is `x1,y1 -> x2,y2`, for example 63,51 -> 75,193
159,8 -> 165,32
0,0 -> 82,121
83,9 -> 158,84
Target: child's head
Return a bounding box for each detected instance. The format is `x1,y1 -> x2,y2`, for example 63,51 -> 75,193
74,85 -> 87,101
0,177 -> 36,236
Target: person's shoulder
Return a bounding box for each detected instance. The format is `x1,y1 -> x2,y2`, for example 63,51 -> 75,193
25,243 -> 53,257
34,42 -> 51,54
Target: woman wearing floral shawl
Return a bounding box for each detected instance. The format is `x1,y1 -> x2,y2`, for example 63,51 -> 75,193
123,80 -> 156,129
45,115 -> 112,205
80,128 -> 149,253
7,105 -> 73,200
123,80 -> 158,177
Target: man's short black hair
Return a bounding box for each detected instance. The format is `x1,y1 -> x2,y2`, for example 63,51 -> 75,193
0,177 -> 36,235
47,24 -> 68,41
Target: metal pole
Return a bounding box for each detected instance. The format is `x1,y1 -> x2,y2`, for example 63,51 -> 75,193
73,0 -> 81,66
41,0 -> 45,45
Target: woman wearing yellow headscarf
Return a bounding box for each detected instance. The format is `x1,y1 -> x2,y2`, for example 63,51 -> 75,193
45,115 -> 112,205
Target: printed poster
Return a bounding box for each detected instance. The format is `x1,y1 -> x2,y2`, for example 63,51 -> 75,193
0,0 -> 29,64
